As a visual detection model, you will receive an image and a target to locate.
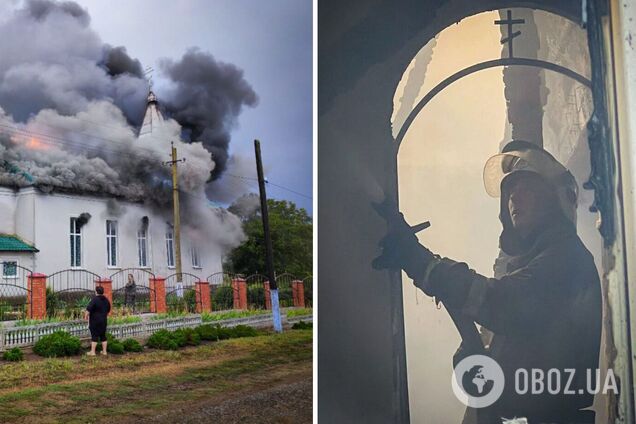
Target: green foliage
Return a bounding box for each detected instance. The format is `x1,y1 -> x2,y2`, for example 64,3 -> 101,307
166,290 -> 197,314
201,309 -> 269,322
211,286 -> 234,310
226,198 -> 312,276
33,331 -> 81,357
278,287 -> 293,308
194,324 -> 219,341
292,321 -> 312,330
109,316 -> 142,325
173,328 -> 201,346
3,347 -> 23,362
105,334 -> 125,355
247,286 -> 264,308
230,325 -> 258,338
45,287 -> 61,318
150,311 -> 189,320
286,308 -> 312,318
122,338 -> 143,352
146,329 -> 179,351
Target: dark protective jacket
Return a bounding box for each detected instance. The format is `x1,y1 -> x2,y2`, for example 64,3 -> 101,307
418,218 -> 602,423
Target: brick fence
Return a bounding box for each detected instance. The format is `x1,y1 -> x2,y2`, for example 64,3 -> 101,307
25,274 -> 309,319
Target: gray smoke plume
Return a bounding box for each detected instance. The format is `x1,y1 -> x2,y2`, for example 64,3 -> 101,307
0,0 -> 254,249
159,48 -> 259,180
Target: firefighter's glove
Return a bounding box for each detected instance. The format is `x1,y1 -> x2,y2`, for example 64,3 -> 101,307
372,212 -> 436,281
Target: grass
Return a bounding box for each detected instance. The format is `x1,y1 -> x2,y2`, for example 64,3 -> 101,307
15,315 -> 142,327
149,311 -> 189,320
108,316 -> 142,325
0,330 -> 312,423
286,307 -> 313,318
201,309 -> 270,322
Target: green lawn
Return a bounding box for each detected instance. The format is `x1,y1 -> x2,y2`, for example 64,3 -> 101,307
0,330 -> 312,423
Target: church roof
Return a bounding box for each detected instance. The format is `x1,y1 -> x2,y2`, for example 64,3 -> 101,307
138,90 -> 165,137
0,235 -> 38,252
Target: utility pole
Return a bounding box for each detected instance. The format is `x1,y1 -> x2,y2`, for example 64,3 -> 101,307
164,142 -> 185,284
254,139 -> 282,333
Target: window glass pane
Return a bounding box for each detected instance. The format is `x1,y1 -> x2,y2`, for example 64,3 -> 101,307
3,262 -> 16,277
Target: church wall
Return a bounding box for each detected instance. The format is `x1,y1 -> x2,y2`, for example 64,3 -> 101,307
0,187 -> 16,235
28,191 -> 222,280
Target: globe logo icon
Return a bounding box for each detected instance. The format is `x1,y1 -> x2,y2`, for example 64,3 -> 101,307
451,355 -> 505,408
462,365 -> 495,397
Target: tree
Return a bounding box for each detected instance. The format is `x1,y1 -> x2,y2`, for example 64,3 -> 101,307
226,196 -> 312,277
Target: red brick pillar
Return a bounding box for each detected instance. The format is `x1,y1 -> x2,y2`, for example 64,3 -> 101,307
232,278 -> 248,310
264,281 -> 272,310
27,273 -> 47,320
149,277 -> 167,314
195,280 -> 211,313
292,280 -> 305,308
96,279 -> 113,315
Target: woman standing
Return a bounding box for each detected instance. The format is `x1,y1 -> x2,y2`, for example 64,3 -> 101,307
84,285 -> 111,356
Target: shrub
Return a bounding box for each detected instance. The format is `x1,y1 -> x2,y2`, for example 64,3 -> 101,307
3,347 -> 23,362
230,325 -> 258,338
211,286 -> 234,310
278,287 -> 294,308
292,321 -> 312,330
173,328 -> 201,346
195,324 -> 219,341
247,286 -> 264,308
46,287 -> 61,318
146,329 -> 179,351
105,334 -> 125,355
216,325 -> 232,340
122,338 -> 143,352
33,331 -> 81,357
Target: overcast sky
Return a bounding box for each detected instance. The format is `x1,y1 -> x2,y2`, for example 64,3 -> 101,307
76,0 -> 313,214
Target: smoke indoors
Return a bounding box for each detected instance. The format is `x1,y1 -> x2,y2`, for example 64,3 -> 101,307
0,0 -> 258,248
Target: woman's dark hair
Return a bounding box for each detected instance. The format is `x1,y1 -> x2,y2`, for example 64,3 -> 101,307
96,286 -> 104,295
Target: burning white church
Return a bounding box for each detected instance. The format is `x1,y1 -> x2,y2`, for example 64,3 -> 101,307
0,91 -> 244,280
0,1 -> 257,284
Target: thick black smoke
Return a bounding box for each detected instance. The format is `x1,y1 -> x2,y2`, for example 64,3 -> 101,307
100,45 -> 144,79
159,48 -> 259,180
0,0 -> 256,183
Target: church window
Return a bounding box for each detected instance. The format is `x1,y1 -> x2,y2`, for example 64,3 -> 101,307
70,218 -> 81,268
106,220 -> 118,267
137,228 -> 149,267
2,261 -> 17,278
191,245 -> 201,268
166,228 -> 175,268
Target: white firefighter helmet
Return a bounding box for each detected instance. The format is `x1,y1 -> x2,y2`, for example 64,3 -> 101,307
483,140 -> 578,227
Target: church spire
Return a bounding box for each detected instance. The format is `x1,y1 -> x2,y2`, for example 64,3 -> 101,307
139,90 -> 164,137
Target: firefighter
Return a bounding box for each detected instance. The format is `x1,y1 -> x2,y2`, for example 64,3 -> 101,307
375,140 -> 602,423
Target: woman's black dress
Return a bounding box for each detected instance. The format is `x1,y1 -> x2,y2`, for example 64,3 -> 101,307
86,295 -> 111,342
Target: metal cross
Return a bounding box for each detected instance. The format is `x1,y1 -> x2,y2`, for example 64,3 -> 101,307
494,10 -> 525,58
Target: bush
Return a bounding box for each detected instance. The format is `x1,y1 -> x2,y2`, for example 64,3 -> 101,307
216,325 -> 233,340
211,286 -> 234,310
195,324 -> 219,341
247,286 -> 264,308
105,334 -> 125,355
292,321 -> 312,330
46,287 -> 61,318
173,328 -> 201,346
230,325 -> 258,338
122,338 -> 143,352
3,347 -> 23,362
33,331 -> 81,357
146,329 -> 179,351
278,287 -> 294,308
